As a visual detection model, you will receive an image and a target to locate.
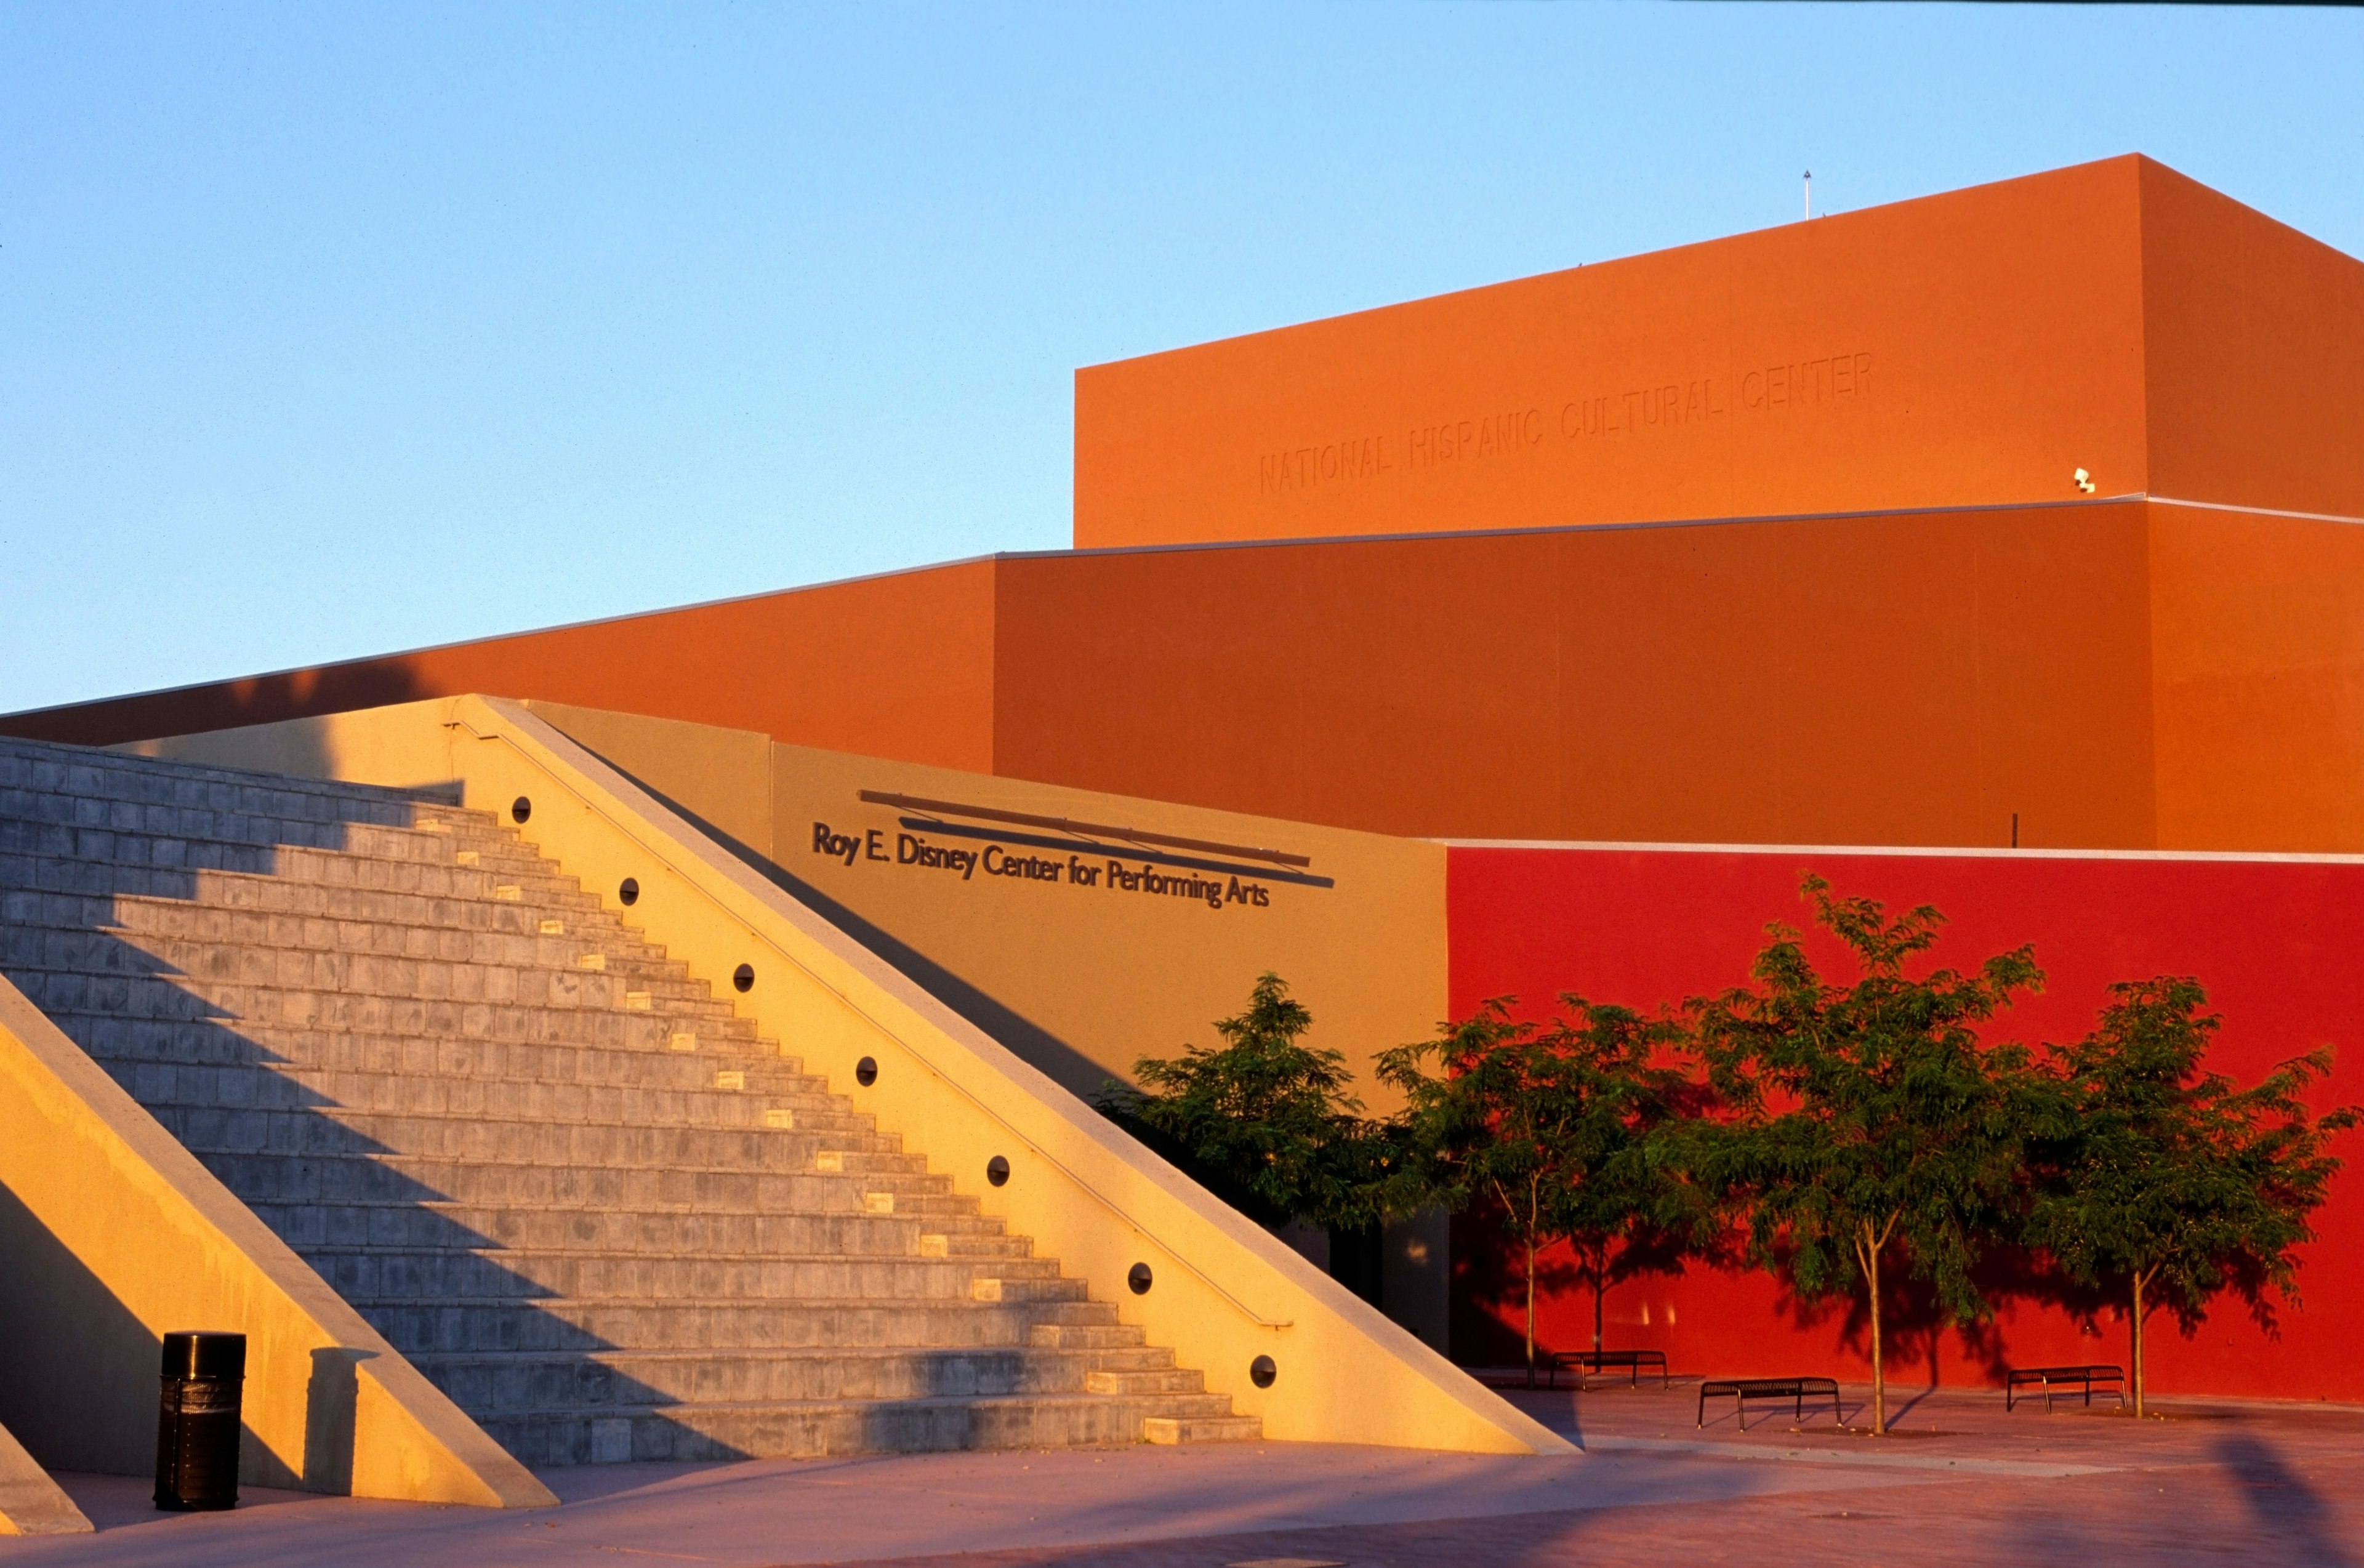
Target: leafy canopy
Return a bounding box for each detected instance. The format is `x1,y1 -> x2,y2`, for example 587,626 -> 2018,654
1378,994 -> 1689,1245
1684,874 -> 2045,1325
2027,976 -> 2359,1331
1099,973 -> 1395,1229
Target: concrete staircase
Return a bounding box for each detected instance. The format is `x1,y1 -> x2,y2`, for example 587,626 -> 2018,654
0,735 -> 1259,1463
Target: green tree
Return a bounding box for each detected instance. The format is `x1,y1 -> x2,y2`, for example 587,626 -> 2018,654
1098,973 -> 1394,1231
1378,994 -> 1689,1385
1683,874 -> 2044,1435
2025,978 -> 2358,1417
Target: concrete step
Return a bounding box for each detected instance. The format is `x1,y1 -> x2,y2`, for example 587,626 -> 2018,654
0,810 -> 445,869
111,1063 -> 870,1135
196,1150 -> 976,1216
151,1105 -> 921,1174
1085,1368 -> 1208,1396
413,1345 -> 1173,1409
54,1011 -> 770,1071
77,905 -> 690,979
207,1022 -> 790,1079
265,1200 -> 1016,1253
92,917 -> 691,982
0,787 -> 506,865
299,1246 -> 1070,1304
12,971 -> 746,1031
0,846 -> 607,913
47,938 -> 723,1010
0,736 -> 452,816
959,1276 -> 1084,1306
0,815 -> 504,882
7,882 -> 646,949
919,1228 -> 1033,1258
1143,1414 -> 1265,1445
1028,1323 -> 1150,1349
100,1059 -> 853,1130
246,1200 -> 1018,1258
352,1295 -> 1119,1355
1,734 -> 1252,1466
0,782 -> 436,845
14,954 -> 725,1035
472,1392 -> 1249,1465
81,889 -> 667,958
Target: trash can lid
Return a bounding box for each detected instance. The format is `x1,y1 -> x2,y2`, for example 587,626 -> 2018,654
160,1332 -> 247,1380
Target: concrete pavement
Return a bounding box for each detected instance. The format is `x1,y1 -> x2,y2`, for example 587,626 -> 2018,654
4,1380 -> 2359,1566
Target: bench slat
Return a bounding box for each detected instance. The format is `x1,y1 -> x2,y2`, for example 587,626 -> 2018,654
1696,1375 -> 1842,1431
1546,1349 -> 1670,1389
2003,1365 -> 2127,1412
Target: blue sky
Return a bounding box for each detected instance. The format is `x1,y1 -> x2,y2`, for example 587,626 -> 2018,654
4,2 -> 2359,714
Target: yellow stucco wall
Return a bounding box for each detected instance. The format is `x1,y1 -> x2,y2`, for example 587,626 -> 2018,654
0,977 -> 552,1506
0,1415 -> 90,1534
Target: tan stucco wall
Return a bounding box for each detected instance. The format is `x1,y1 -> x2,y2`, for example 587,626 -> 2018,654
520,701 -> 778,861
519,700 -> 1448,1114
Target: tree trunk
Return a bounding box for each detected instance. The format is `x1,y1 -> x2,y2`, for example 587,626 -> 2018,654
2131,1269 -> 2147,1419
1524,1177 -> 1540,1388
1592,1242 -> 1606,1354
1864,1224 -> 1886,1436
1524,1232 -> 1537,1388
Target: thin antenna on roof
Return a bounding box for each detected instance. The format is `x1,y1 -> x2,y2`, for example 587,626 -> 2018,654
1803,171 -> 1812,221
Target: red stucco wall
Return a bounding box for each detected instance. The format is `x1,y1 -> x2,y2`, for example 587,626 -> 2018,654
1447,842 -> 2364,1400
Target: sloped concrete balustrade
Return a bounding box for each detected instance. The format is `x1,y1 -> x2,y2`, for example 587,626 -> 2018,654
0,736 -> 1257,1464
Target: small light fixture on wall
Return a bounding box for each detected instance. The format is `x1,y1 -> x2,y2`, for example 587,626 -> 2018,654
2073,468 -> 2097,495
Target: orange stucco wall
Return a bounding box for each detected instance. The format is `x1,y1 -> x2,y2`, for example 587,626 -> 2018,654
2138,160 -> 2364,521
1074,155 -> 2364,553
2133,157 -> 2364,854
6,562 -> 1000,775
994,502 -> 2160,847
1075,156 -> 2156,549
2149,507 -> 2364,853
18,500 -> 2364,856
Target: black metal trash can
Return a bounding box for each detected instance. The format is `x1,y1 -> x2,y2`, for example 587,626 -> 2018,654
155,1331 -> 245,1511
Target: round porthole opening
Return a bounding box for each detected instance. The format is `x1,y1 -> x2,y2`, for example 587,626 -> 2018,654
732,963 -> 755,993
986,1155 -> 1010,1188
510,796 -> 532,824
1249,1354 -> 1277,1389
1127,1262 -> 1153,1296
854,1056 -> 878,1087
618,877 -> 640,907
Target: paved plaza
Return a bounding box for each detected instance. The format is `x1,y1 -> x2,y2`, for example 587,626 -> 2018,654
5,1378 -> 2360,1567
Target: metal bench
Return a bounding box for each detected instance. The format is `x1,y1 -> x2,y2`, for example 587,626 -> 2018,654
2005,1364 -> 2127,1413
1696,1376 -> 1841,1431
1548,1349 -> 1670,1389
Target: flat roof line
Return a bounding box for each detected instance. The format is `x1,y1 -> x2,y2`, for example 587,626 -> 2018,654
1046,493 -> 2364,565
1039,492 -> 2152,563
2148,495 -> 2364,528
16,489 -> 2358,724
1433,837 -> 2364,868
0,549 -> 1014,722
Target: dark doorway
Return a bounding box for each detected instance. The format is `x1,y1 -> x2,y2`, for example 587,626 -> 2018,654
1328,1224 -> 1385,1308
